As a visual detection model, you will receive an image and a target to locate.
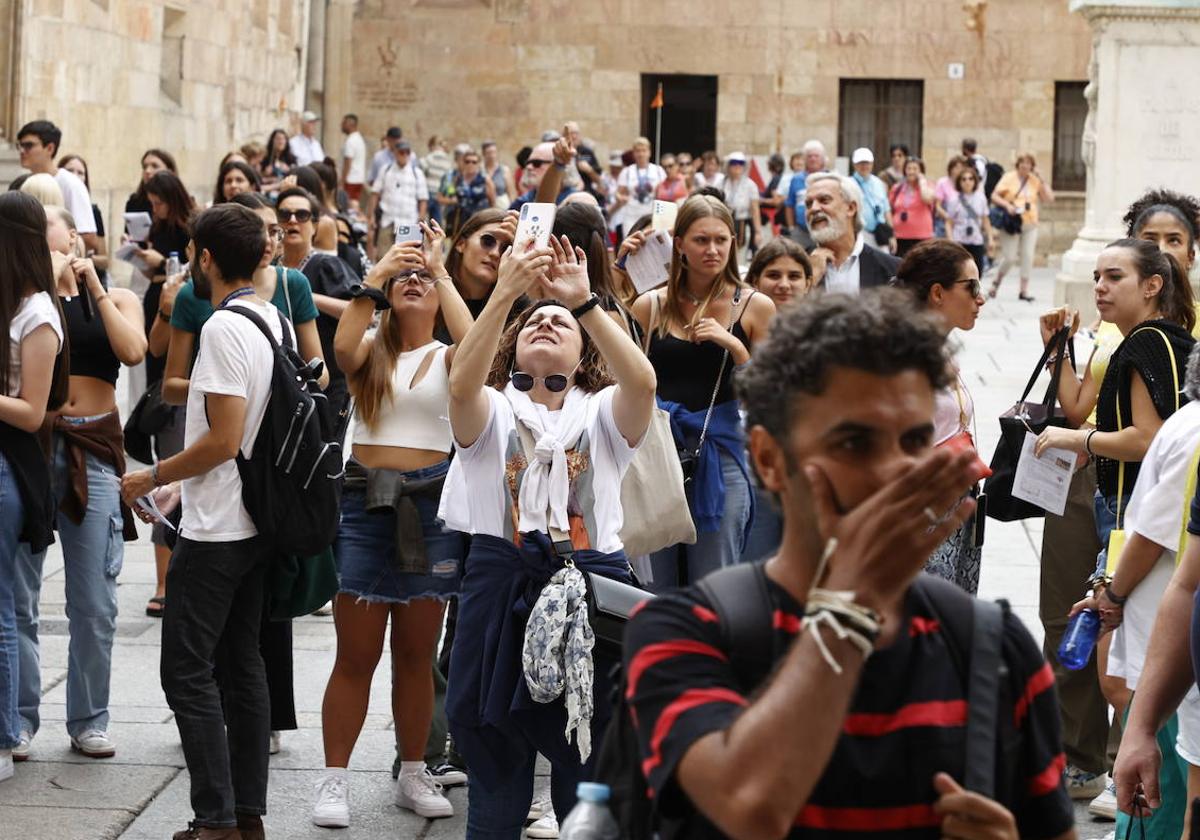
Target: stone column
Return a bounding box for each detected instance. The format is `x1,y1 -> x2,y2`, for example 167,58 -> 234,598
1057,0 -> 1200,318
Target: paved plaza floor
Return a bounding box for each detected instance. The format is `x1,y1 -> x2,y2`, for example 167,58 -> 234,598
0,265 -> 1116,838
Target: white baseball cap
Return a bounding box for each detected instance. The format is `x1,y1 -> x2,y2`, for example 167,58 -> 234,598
727,151 -> 747,165
851,147 -> 874,164
301,110 -> 320,123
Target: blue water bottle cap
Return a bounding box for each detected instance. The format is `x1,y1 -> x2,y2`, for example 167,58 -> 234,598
575,782 -> 610,802
169,251 -> 179,257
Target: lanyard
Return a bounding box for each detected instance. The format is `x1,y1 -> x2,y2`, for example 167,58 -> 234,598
218,286 -> 256,309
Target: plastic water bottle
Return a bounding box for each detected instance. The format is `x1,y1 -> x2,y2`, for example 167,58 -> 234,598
165,251 -> 180,279
1057,608 -> 1101,670
559,782 -> 619,840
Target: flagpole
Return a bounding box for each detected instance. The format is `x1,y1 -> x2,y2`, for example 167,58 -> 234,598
654,82 -> 663,166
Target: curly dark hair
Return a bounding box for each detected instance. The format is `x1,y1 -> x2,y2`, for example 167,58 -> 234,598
737,289 -> 950,441
894,239 -> 975,302
486,299 -> 614,394
1122,188 -> 1200,246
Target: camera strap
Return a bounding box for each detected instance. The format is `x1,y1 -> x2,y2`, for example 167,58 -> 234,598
693,286 -> 746,457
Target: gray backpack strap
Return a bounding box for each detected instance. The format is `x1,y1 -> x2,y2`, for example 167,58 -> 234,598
963,598 -> 1004,798
696,562 -> 774,691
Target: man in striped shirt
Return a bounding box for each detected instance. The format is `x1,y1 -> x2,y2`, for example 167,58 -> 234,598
624,291 -> 1075,839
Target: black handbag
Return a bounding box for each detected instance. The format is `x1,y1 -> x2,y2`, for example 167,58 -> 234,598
123,381 -> 175,464
988,205 -> 1022,235
583,569 -> 653,655
982,326 -> 1075,521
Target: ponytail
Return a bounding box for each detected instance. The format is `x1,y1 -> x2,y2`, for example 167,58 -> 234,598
1114,237 -> 1196,332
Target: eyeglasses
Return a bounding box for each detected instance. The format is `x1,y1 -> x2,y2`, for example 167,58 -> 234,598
386,272 -> 437,293
478,232 -> 508,253
956,278 -> 982,298
526,159 -> 551,169
268,226 -> 285,242
277,208 -> 313,223
510,360 -> 582,393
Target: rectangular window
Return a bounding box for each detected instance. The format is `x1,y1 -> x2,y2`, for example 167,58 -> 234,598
1053,81 -> 1088,191
838,79 -> 924,161
160,6 -> 185,105
640,74 -> 718,159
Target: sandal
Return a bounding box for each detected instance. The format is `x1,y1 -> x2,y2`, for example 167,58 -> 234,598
145,596 -> 165,618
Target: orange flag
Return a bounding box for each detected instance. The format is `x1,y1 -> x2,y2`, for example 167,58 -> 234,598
649,83 -> 664,109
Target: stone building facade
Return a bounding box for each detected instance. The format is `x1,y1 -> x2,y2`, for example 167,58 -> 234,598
0,0 -> 312,235
314,0 -> 1091,261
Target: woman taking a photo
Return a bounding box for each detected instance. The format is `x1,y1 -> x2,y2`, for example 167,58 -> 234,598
893,239 -> 987,593
988,152 -> 1055,302
441,234 -> 656,837
0,192 -> 67,781
888,156 -> 936,257
13,205 -> 146,763
441,208 -> 519,323
311,223 -> 472,827
632,195 -> 776,589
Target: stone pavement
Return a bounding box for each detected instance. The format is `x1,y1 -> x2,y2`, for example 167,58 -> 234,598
0,266 -> 1115,839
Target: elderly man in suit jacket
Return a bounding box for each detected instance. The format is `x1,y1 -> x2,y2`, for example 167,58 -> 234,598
806,171 -> 901,294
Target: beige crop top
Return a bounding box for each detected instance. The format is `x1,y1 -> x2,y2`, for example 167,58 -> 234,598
351,340 -> 453,452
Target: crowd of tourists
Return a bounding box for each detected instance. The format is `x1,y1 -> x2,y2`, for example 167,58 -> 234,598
4,112 -> 1200,840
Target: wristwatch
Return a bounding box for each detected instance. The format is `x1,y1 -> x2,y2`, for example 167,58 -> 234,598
349,283 -> 391,312
158,308 -> 172,323
570,293 -> 602,320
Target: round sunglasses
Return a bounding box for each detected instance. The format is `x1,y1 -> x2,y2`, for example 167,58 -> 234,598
510,360 -> 582,393
278,208 -> 313,223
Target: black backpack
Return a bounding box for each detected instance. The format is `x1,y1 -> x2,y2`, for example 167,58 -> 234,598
225,306 -> 344,555
984,161 -> 1005,201
595,565 -> 1010,840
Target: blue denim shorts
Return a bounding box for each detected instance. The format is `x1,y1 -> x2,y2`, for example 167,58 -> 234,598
1093,490 -> 1131,576
334,460 -> 465,603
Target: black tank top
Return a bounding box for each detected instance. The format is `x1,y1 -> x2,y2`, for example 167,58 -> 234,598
61,293 -> 120,386
648,295 -> 752,412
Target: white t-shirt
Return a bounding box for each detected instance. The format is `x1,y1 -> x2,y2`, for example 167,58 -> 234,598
1107,401 -> 1200,689
54,169 -> 96,235
438,386 -> 639,554
181,297 -> 292,542
618,164 -> 666,230
289,133 -> 325,167
6,291 -> 63,397
341,131 -> 367,185
724,175 -> 757,221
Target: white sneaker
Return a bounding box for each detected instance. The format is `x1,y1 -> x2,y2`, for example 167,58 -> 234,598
527,796 -> 552,822
0,750 -> 12,782
526,812 -> 559,839
395,767 -> 454,818
12,730 -> 31,762
1088,779 -> 1117,821
70,729 -> 115,758
312,771 -> 350,828
1062,763 -> 1106,799
269,731 -> 282,755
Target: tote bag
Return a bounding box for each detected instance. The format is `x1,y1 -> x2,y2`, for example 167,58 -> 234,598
982,326 -> 1074,521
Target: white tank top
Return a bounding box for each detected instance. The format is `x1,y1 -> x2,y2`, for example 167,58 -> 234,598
351,340 -> 452,452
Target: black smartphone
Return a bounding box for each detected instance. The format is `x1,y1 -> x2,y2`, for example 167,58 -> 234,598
78,274 -> 94,322
973,493 -> 987,547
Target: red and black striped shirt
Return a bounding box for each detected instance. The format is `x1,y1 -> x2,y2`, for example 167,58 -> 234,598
623,573 -> 1073,838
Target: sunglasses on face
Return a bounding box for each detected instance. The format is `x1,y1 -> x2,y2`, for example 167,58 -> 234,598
510,360 -> 583,393
464,158 -> 480,165
278,208 -> 313,223
17,141 -> 39,151
956,278 -> 982,298
478,232 -> 508,253
526,159 -> 551,169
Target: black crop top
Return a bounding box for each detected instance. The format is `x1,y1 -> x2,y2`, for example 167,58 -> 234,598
648,316 -> 750,412
61,293 -> 120,386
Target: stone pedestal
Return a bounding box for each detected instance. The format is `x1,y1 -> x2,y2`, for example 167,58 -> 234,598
1058,0 -> 1200,318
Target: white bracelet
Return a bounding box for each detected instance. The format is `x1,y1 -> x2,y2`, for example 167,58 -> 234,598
802,610 -> 874,675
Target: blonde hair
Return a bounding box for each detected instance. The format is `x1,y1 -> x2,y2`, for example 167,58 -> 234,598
657,195 -> 744,338
632,137 -> 651,150
1016,151 -> 1037,168
21,173 -> 64,208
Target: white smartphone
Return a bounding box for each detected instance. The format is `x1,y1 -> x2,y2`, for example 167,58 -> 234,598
515,202 -> 556,250
394,223 -> 423,244
650,200 -> 678,233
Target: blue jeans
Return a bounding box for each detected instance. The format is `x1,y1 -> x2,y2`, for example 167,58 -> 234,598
648,449 -> 752,591
741,472 -> 782,564
13,432 -> 123,737
1093,490 -> 1130,577
466,741 -> 590,839
0,452 -> 25,749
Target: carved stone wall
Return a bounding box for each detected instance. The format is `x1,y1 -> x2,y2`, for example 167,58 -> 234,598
329,0 -> 1090,185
